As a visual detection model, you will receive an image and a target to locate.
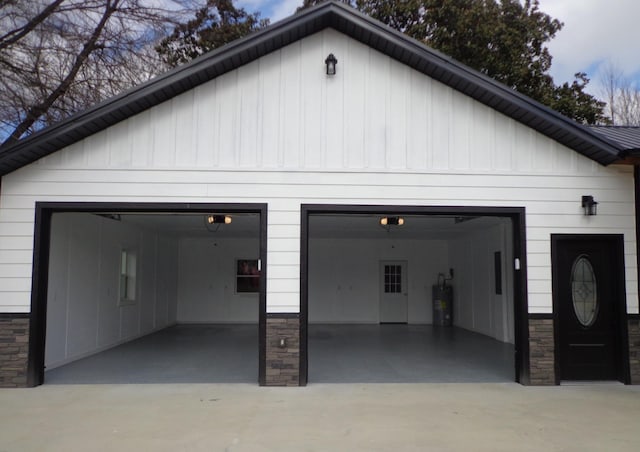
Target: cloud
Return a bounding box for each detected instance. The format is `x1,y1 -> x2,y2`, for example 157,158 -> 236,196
237,0 -> 301,22
538,0 -> 640,91
269,0 -> 302,22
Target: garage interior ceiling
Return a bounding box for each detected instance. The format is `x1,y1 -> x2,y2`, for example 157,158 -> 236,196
104,213 -> 506,239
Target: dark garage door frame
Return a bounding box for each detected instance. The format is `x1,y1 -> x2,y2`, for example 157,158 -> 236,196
299,204 -> 530,385
27,201 -> 268,387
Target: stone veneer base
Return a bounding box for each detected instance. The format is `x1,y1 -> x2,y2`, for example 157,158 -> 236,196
264,315 -> 300,386
628,318 -> 640,384
528,317 -> 556,385
0,315 -> 29,388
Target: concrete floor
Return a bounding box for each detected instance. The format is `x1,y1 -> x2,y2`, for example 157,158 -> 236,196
309,324 -> 514,383
45,324 -> 514,384
45,324 -> 259,384
1,383 -> 639,451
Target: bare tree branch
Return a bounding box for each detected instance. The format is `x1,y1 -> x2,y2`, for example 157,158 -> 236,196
0,0 -> 206,144
0,0 -> 66,51
2,0 -> 120,145
599,61 -> 640,126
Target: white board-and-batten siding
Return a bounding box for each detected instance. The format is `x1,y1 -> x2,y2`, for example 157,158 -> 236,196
0,28 -> 636,314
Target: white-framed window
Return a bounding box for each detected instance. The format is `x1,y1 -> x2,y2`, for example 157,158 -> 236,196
119,249 -> 137,305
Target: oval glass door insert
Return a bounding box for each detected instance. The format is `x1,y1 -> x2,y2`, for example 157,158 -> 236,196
571,255 -> 598,327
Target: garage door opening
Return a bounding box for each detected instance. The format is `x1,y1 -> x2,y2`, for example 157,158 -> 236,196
301,205 -> 527,384
30,203 -> 267,385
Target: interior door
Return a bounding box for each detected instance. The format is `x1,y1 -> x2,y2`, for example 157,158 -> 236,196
379,261 -> 408,323
552,236 -> 624,381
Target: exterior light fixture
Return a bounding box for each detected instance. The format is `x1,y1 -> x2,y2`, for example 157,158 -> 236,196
325,53 -> 337,75
581,196 -> 598,216
380,216 -> 404,226
207,214 -> 232,224
205,214 -> 232,232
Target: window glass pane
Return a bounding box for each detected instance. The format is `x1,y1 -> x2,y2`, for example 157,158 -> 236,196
571,255 -> 598,327
384,264 -> 402,293
120,249 -> 137,303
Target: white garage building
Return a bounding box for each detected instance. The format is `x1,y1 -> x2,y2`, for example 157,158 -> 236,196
0,1 -> 638,387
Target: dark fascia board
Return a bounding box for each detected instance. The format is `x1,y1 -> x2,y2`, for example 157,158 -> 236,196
0,1 -> 625,175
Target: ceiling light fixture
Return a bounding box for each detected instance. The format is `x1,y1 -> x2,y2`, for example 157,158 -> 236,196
205,214 -> 232,232
207,214 -> 232,225
380,216 -> 404,228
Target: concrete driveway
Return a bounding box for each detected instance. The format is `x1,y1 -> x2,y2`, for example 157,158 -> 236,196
1,383 -> 639,451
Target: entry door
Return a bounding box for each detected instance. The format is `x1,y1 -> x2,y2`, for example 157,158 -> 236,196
552,236 -> 624,381
379,261 -> 408,323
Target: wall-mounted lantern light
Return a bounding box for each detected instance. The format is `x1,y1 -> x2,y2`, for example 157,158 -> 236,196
325,53 -> 337,75
581,195 -> 598,216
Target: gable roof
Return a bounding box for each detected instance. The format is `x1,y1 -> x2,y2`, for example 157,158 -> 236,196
0,1 -> 628,175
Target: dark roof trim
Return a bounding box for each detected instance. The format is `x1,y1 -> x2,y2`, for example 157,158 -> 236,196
588,126 -> 640,158
0,1 -> 626,175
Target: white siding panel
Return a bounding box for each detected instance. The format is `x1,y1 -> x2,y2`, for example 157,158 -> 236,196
267,294 -> 300,313
238,60 -> 260,168
344,36 -> 367,169
61,141 -> 87,168
323,30 -> 347,169
0,277 -> 31,291
108,120 -> 132,168
0,263 -> 31,278
151,101 -> 176,168
449,93 -> 470,170
10,167 -> 630,190
470,102 -> 494,171
300,34 -> 323,169
267,251 -> 299,266
260,52 -> 282,168
387,63 -> 408,170
364,49 -> 388,169
0,207 -> 34,223
0,222 -> 34,236
0,29 -> 636,317
0,293 -> 31,312
431,83 -> 451,170
174,89 -> 196,168
130,110 -> 153,167
407,72 -> 429,171
193,83 -> 217,168
280,42 -> 301,168
0,250 -> 32,265
0,236 -> 32,250
267,264 -> 300,280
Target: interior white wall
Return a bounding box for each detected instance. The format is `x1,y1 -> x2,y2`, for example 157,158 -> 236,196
308,237 -> 449,323
177,237 -> 260,323
45,213 -> 179,369
449,221 -> 514,343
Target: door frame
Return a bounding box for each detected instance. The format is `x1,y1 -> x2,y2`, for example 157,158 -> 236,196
551,234 -> 630,384
27,201 -> 268,387
300,204 -> 529,385
379,260 -> 408,323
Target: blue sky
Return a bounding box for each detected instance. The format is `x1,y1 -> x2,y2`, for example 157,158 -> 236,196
239,0 -> 640,97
